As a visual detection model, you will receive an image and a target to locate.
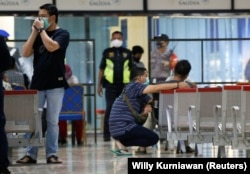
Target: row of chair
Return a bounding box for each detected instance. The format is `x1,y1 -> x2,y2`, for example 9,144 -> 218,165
158,85 -> 250,157
4,84 -> 86,161
4,90 -> 44,162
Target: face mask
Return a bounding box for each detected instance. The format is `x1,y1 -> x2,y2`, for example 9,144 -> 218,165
111,39 -> 123,48
133,56 -> 140,63
42,17 -> 50,29
156,41 -> 164,48
144,77 -> 150,85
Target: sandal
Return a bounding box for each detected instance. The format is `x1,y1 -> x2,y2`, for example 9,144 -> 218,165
110,149 -> 132,156
47,155 -> 62,164
16,155 -> 37,164
118,149 -> 132,156
110,149 -> 120,155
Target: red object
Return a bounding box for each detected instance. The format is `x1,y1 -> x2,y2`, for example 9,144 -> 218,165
59,120 -> 83,142
198,87 -> 222,92
65,64 -> 72,80
170,53 -> 178,69
4,90 -> 37,95
96,109 -> 105,115
160,90 -> 174,94
223,85 -> 242,90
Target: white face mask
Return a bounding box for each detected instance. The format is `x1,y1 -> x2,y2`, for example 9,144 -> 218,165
111,39 -> 123,48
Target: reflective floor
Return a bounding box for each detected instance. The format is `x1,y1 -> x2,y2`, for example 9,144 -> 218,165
8,133 -> 248,174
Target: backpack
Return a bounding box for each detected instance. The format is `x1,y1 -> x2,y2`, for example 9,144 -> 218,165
244,59 -> 250,81
0,36 -> 12,73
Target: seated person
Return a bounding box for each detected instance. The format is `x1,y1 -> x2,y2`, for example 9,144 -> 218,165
2,74 -> 12,90
109,67 -> 191,155
139,59 -> 196,154
3,56 -> 29,89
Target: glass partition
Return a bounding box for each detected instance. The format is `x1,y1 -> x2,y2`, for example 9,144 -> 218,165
149,38 -> 250,86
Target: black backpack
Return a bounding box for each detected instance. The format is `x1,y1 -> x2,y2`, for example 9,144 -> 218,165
0,36 -> 12,73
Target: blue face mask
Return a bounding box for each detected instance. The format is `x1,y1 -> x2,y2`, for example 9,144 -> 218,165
144,77 -> 150,85
42,17 -> 50,29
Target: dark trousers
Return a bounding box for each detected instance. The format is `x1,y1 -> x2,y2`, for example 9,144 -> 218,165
104,84 -> 124,139
114,125 -> 159,147
0,80 -> 9,168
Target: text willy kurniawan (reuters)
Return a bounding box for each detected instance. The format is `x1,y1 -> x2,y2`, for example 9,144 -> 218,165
128,158 -> 249,174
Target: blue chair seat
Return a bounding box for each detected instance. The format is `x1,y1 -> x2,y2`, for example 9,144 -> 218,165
58,84 -> 86,145
59,113 -> 84,121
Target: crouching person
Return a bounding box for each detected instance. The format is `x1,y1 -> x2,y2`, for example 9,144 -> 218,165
109,67 -> 190,155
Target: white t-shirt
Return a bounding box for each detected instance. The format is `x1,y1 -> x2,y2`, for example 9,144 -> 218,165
67,75 -> 79,84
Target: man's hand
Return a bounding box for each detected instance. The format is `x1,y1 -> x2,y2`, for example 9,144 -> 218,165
32,18 -> 44,32
97,85 -> 103,97
142,104 -> 152,115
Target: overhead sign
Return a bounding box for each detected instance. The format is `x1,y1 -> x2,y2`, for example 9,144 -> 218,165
56,0 -> 143,11
234,0 -> 250,9
0,0 -> 52,11
147,0 -> 231,10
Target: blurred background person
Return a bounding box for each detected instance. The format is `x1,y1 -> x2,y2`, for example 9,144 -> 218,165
2,74 -> 12,91
244,58 -> 250,82
150,34 -> 178,83
17,56 -> 34,85
3,56 -> 29,89
58,64 -> 84,145
0,30 -> 12,174
132,45 -> 145,68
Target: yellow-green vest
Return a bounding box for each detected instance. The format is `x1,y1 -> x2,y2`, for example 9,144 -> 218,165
104,59 -> 130,84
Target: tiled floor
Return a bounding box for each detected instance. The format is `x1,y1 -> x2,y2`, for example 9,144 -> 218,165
8,133 -> 248,174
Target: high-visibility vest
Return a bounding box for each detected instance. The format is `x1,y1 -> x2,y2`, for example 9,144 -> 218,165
104,59 -> 130,84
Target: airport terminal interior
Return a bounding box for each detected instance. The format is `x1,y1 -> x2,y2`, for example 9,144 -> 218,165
7,133 -> 248,174
1,0 -> 250,174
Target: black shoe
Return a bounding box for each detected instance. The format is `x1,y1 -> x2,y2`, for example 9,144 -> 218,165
60,139 -> 67,145
104,137 -> 110,142
186,146 -> 195,153
77,141 -> 83,146
176,149 -> 183,154
0,167 -> 11,174
176,146 -> 194,154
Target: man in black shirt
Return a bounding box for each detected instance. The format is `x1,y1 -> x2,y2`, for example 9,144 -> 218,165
16,3 -> 69,164
0,34 -> 11,174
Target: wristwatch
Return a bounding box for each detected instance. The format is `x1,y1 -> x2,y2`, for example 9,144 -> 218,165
38,28 -> 44,33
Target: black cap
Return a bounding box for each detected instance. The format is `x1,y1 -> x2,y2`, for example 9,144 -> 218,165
154,34 -> 169,41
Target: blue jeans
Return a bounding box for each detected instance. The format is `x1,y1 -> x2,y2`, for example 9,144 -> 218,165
26,88 -> 65,159
0,79 -> 9,168
114,125 -> 159,147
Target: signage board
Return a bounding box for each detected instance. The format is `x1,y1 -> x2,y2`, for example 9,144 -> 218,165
234,0 -> 250,9
0,0 -> 52,11
147,0 -> 231,11
56,0 -> 144,11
